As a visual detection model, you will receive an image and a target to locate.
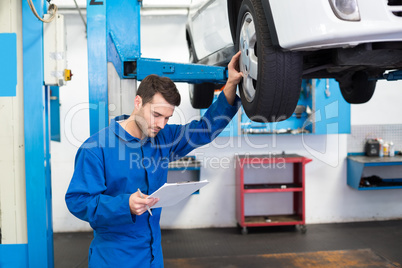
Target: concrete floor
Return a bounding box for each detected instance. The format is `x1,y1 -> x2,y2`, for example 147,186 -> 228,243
54,220 -> 402,267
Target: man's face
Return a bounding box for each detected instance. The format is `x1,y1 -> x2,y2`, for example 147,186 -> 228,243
135,93 -> 175,138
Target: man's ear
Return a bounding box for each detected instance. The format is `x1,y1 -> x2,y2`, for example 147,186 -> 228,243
134,95 -> 142,110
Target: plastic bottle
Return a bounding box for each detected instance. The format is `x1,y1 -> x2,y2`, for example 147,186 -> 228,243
378,138 -> 384,157
384,142 -> 389,157
389,142 -> 395,157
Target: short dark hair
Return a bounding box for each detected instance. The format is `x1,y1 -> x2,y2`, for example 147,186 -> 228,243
136,74 -> 181,106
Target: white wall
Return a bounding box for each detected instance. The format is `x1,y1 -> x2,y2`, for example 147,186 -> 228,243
52,12 -> 402,232
351,79 -> 402,125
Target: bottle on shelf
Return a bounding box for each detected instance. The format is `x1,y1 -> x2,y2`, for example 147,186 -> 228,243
383,142 -> 389,157
378,138 -> 384,157
389,142 -> 395,157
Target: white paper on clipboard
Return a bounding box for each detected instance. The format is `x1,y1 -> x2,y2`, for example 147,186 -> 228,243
148,180 -> 209,208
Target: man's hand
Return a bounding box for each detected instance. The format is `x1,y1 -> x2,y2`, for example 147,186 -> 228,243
129,192 -> 159,215
224,51 -> 243,105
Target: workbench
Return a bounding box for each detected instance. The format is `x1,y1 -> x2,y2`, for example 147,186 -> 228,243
347,154 -> 402,190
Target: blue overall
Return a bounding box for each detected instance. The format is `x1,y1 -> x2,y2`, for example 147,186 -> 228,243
65,92 -> 240,267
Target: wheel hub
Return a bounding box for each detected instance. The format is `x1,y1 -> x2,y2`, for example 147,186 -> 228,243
239,12 -> 258,103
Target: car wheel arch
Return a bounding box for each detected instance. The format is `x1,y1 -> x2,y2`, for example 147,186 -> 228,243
228,0 -> 281,49
228,0 -> 242,43
185,27 -> 198,63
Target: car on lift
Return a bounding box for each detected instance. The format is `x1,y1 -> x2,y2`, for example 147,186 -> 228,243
186,0 -> 402,122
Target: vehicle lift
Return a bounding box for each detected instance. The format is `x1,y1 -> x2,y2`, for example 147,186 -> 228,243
1,0 -> 402,267
1,1 -> 227,267
87,0 -> 228,135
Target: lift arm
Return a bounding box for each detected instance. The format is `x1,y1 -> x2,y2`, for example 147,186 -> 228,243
381,70 -> 402,81
108,31 -> 228,84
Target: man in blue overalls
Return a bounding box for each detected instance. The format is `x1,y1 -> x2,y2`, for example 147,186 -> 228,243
65,51 -> 243,267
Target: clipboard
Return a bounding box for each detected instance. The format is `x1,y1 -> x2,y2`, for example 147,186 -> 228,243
148,180 -> 209,208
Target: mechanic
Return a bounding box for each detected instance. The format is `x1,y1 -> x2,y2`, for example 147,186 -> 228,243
65,51 -> 243,267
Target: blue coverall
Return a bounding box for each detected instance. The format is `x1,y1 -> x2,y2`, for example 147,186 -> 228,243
65,92 -> 241,267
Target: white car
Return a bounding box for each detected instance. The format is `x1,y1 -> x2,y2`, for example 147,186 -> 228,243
186,0 -> 402,122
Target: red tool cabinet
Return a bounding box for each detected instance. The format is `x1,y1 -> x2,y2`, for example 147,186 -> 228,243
235,154 -> 312,234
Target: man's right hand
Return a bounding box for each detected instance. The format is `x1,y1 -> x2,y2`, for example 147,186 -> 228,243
224,50 -> 243,106
129,192 -> 159,215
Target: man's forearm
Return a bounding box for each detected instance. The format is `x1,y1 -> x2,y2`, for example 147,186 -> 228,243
223,81 -> 237,106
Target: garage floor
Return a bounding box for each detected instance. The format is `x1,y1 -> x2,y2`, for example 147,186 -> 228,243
54,220 -> 402,268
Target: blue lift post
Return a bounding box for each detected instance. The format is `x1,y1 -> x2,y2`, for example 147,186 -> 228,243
23,0 -> 54,267
87,0 -> 228,135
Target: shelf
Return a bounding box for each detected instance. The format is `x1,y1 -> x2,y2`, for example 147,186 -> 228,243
358,178 -> 402,190
236,153 -> 312,165
244,183 -> 302,193
348,155 -> 402,166
243,215 -> 303,227
236,154 -> 311,233
168,156 -> 201,171
347,155 -> 402,190
167,156 -> 201,194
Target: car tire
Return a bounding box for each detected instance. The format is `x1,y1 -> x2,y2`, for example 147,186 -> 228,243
236,0 -> 303,122
189,83 -> 216,109
338,71 -> 376,104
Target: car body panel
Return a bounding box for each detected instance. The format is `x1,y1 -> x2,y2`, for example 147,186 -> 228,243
270,0 -> 402,51
188,0 -> 402,54
189,0 -> 233,60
